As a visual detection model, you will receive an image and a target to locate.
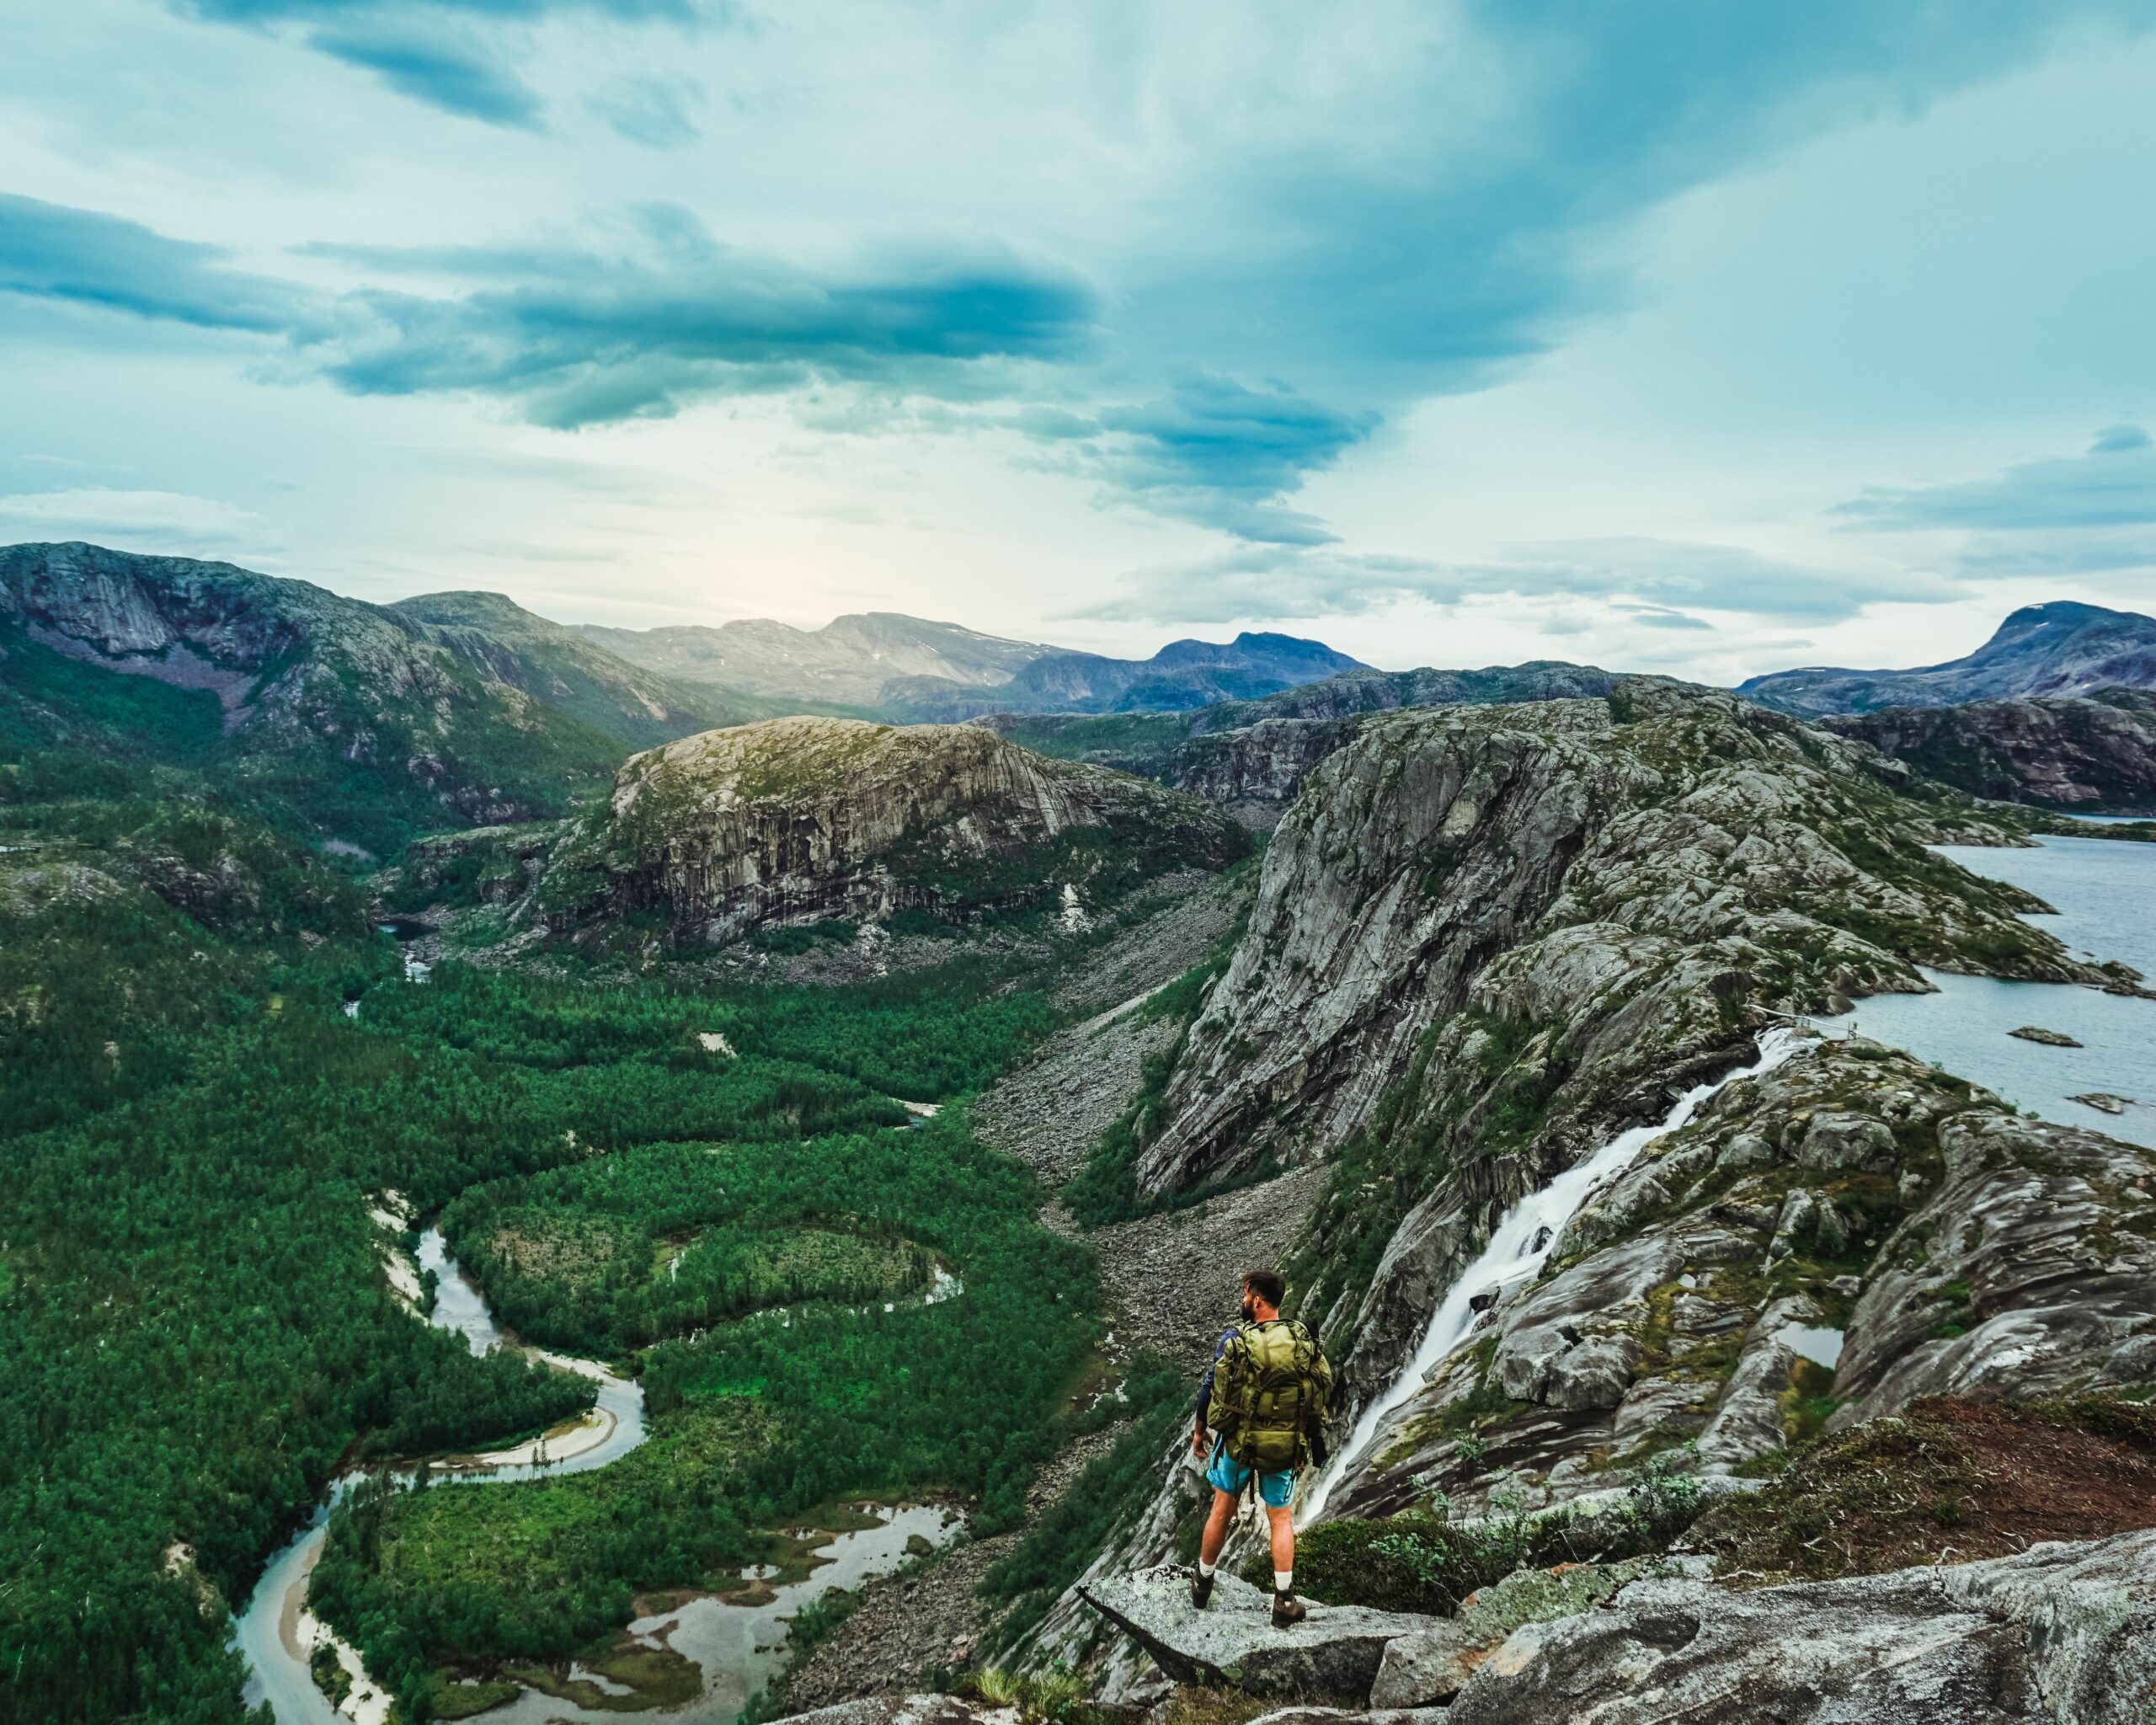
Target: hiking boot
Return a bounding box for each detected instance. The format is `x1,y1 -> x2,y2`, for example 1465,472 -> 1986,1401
1189,1570 -> 1214,1610
1271,1590 -> 1306,1628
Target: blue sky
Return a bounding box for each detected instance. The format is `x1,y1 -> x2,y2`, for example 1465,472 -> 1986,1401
3,2 -> 2155,681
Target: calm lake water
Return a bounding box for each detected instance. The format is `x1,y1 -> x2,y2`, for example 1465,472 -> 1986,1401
1817,834 -> 2156,1148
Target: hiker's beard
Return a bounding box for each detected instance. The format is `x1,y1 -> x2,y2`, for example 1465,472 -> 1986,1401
1241,1292 -> 1257,1322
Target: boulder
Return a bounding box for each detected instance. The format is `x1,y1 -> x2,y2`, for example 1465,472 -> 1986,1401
1368,1561 -> 1652,1706
1445,1529 -> 2156,1725
1077,1566 -> 1436,1705
784,1697 -> 1014,1725
1794,1112 -> 1897,1172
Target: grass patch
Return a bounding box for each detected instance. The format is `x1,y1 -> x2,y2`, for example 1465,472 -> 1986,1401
1263,1455 -> 1707,1616
1692,1393 -> 2156,1585
429,1674 -> 521,1718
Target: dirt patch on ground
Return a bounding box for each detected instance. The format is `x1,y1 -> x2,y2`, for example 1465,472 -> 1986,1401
1059,1167 -> 1328,1373
1693,1394 -> 2156,1583
976,1011 -> 1182,1188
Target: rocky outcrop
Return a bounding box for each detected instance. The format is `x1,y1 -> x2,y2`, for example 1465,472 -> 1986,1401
1061,1530 -> 2154,1723
1133,682 -> 2104,1206
985,681 -> 2153,1705
1739,599 -> 2156,716
535,718 -> 1246,945
1823,689 -> 2156,813
1829,1103 -> 2156,1426
1078,1567 -> 1435,1705
1444,1530 -> 2156,1724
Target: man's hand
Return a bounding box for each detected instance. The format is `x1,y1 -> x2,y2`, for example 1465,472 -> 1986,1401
1192,1421 -> 1209,1458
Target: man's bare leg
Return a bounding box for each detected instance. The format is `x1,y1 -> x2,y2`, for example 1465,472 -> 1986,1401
1191,1487 -> 1237,1605
1265,1502 -> 1304,1624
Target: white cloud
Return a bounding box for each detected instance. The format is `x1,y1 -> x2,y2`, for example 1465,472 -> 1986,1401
0,488 -> 276,558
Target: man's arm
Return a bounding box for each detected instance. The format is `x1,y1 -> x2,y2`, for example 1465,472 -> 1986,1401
1193,1328 -> 1233,1455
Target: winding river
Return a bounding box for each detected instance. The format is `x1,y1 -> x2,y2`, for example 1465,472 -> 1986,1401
233,1230 -> 950,1723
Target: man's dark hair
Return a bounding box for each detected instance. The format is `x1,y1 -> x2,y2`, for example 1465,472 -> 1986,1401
1244,1268 -> 1286,1309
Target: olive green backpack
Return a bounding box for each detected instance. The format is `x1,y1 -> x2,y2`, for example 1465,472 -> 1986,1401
1207,1317 -> 1332,1474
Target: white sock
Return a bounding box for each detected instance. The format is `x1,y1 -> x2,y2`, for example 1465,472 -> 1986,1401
1274,1570 -> 1293,1594
1198,1559 -> 1216,1578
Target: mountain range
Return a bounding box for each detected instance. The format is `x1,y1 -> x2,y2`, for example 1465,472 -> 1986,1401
1738,600 -> 2156,715
12,537 -> 2156,1725
0,544 -> 1368,850
581,613 -> 1368,719
8,542 -> 2156,853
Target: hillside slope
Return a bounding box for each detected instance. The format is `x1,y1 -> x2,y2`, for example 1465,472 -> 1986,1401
0,542 -> 625,852
1739,600 -> 2156,715
1825,689 -> 2156,813
389,590 -> 766,749
576,611 -> 1055,708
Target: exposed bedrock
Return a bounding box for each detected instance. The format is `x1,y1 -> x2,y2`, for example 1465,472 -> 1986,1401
1319,1039 -> 2156,1522
1134,682 -> 2107,1207
1445,1529 -> 2156,1725
536,717 -> 1246,944
1055,1531 -> 2156,1725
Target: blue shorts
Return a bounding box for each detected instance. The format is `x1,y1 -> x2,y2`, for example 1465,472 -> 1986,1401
1206,1438 -> 1294,1509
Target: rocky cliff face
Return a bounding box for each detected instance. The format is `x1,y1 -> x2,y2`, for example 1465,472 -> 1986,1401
1740,599 -> 2156,716
1826,690 -> 2156,813
535,716 -> 1247,945
1166,718 -> 1364,828
1131,681 -> 2106,1210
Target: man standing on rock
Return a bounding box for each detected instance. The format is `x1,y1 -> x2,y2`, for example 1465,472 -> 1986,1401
1189,1268 -> 1332,1627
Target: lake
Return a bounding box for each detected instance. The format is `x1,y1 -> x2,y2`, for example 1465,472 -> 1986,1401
1817,834 -> 2156,1148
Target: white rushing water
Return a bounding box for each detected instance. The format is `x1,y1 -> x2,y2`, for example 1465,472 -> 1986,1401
1297,1027 -> 1805,1524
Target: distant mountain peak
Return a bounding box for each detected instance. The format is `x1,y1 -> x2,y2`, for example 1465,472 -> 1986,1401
1740,599 -> 2156,716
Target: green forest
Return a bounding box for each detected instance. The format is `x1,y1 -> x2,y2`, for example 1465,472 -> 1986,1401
0,747 -> 1094,1724
312,1108 -> 1095,1710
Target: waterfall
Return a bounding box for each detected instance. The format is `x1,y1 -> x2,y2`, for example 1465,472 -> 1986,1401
1297,1027 -> 1806,1524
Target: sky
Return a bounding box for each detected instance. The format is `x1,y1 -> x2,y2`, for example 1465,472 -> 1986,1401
4,3 -> 2156,686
